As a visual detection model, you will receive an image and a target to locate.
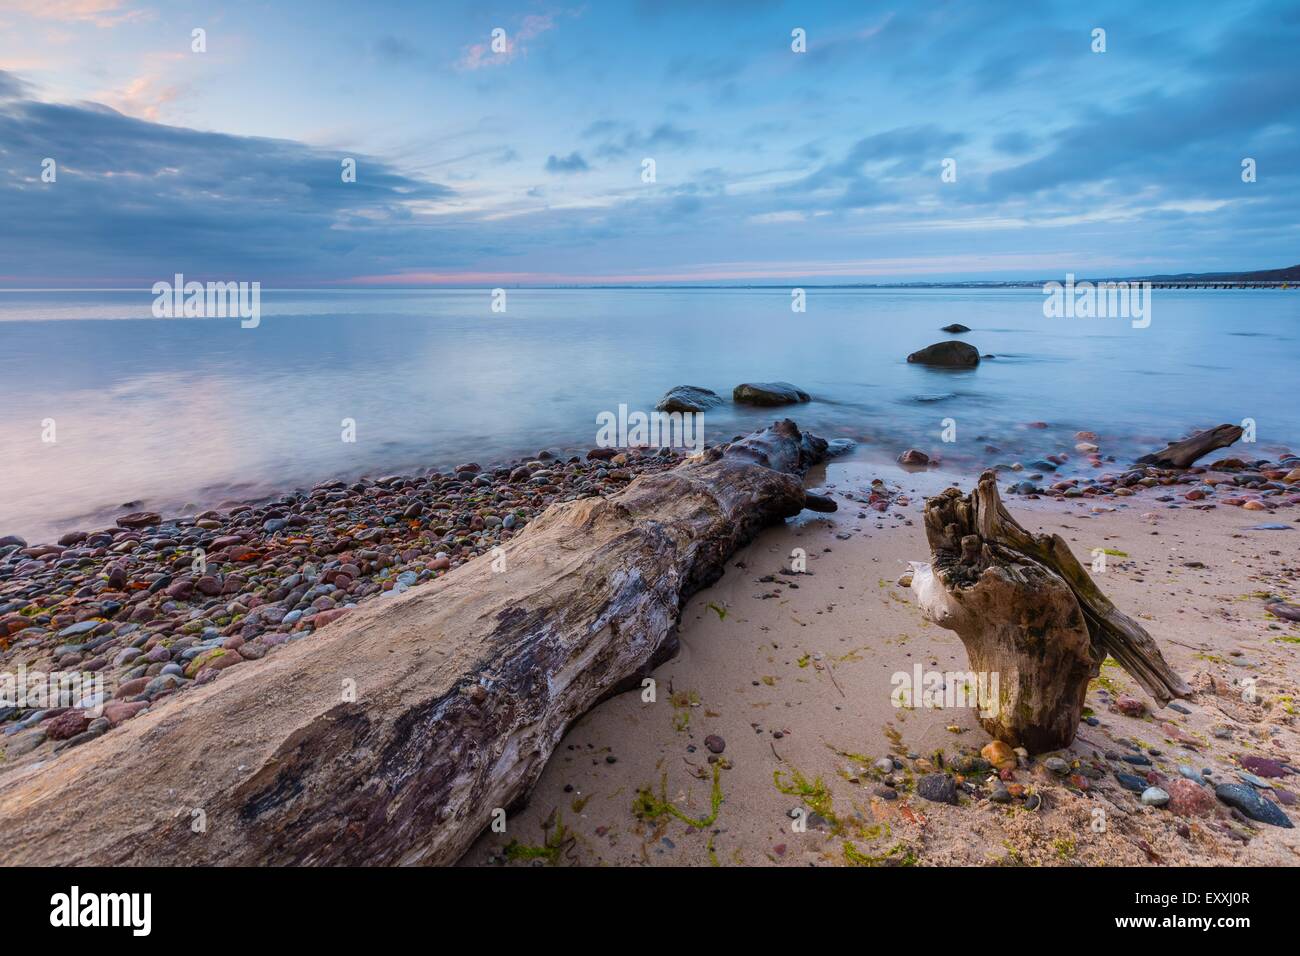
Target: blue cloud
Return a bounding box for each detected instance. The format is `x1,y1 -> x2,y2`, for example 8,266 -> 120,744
544,151 -> 590,173
0,0 -> 1297,284
0,73 -> 454,282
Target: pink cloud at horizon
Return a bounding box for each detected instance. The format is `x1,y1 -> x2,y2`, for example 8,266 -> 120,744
337,253 -> 1140,286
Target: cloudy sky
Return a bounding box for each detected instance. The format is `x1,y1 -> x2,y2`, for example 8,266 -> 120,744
0,0 -> 1296,286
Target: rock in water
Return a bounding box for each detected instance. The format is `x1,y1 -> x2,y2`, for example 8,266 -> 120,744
1214,783 -> 1293,827
941,323 -> 971,333
655,386 -> 724,413
898,449 -> 930,466
732,382 -> 811,406
906,341 -> 980,368
916,773 -> 958,805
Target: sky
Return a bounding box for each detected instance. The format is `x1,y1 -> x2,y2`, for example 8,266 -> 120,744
0,0 -> 1296,286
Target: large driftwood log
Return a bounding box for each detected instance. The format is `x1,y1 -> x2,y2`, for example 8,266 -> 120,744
916,471 -> 1188,752
0,420 -> 831,866
1137,423 -> 1243,468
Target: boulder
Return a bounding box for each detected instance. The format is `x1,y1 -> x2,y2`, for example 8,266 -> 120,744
732,382 -> 811,406
941,323 -> 971,333
907,341 -> 980,368
655,386 -> 724,413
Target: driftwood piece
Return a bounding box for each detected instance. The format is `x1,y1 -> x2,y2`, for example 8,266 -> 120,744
0,420 -> 832,866
1137,423 -> 1243,468
917,471 -> 1188,752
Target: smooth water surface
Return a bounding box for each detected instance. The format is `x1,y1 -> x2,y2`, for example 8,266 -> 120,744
1,287 -> 1296,542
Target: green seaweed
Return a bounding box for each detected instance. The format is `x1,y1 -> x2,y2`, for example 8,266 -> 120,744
843,841 -> 917,867
669,689 -> 700,731
633,762 -> 723,829
503,814 -> 572,865
773,767 -> 841,832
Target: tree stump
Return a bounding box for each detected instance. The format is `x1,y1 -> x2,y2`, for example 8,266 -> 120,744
916,471 -> 1189,751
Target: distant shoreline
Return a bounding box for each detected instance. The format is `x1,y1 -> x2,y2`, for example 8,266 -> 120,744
2,281 -> 1296,293
1,261 -> 1297,294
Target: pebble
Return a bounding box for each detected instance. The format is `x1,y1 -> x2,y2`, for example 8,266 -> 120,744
1214,783 -> 1294,828
1140,786 -> 1170,807
1115,772 -> 1147,793
980,740 -> 1016,771
916,773 -> 958,805
1239,755 -> 1288,778
1115,695 -> 1147,717
1167,779 -> 1217,817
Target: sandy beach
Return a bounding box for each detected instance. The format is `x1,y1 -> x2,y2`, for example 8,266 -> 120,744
2,425 -> 1297,867
464,458 -> 1300,866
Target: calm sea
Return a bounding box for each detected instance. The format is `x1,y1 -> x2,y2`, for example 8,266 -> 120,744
1,287 -> 1296,543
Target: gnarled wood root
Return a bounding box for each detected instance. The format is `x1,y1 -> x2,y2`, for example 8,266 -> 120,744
918,471 -> 1188,751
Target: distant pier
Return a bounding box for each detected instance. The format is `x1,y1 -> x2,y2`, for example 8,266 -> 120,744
1144,281 -> 1292,289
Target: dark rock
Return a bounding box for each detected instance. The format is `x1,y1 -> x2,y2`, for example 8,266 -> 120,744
941,323 -> 971,333
1215,783 -> 1293,828
116,511 -> 162,529
906,341 -> 980,368
1116,772 -> 1147,793
916,773 -> 958,805
704,734 -> 726,754
656,386 -> 724,413
732,382 -> 811,406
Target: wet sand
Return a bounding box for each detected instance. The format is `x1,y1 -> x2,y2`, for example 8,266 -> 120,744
466,459 -> 1300,866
